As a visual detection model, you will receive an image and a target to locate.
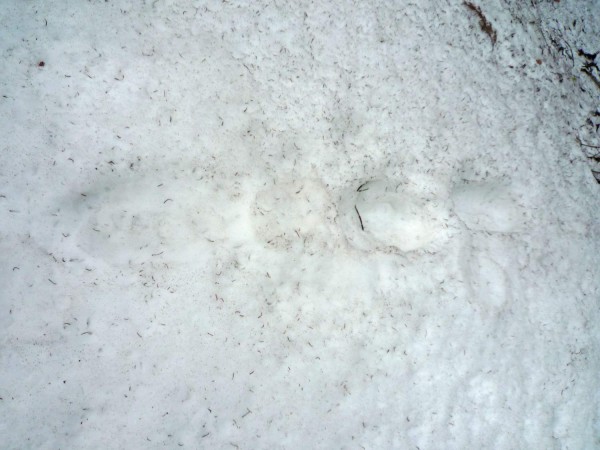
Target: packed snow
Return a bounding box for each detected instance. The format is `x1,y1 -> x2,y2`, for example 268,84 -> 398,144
1,0 -> 599,449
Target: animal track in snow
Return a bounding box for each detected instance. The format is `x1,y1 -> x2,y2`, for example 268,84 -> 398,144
338,176 -> 527,254
57,174 -> 244,266
339,178 -> 451,253
459,235 -> 518,312
451,181 -> 527,233
451,180 -> 526,313
251,179 -> 338,252
61,171 -> 528,265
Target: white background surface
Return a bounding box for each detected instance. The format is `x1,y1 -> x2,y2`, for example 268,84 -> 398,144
1,1 -> 599,448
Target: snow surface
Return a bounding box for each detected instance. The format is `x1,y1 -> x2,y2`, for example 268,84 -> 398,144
1,0 -> 599,449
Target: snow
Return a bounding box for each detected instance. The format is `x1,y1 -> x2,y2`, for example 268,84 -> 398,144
1,0 -> 599,448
